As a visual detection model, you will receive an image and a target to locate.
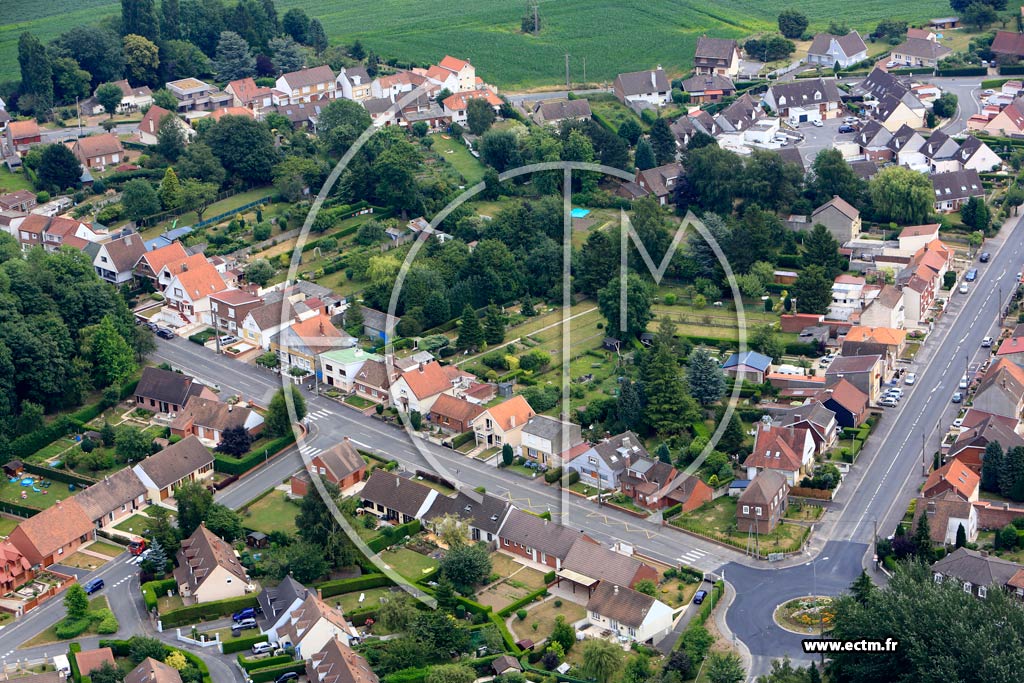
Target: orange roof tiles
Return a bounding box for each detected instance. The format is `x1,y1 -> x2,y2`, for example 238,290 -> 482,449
399,361 -> 454,399
479,395 -> 535,432
844,326 -> 907,346
439,55 -> 471,72
924,459 -> 979,500
442,90 -> 502,111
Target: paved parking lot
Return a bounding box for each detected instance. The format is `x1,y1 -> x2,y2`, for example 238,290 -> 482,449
790,115 -> 858,168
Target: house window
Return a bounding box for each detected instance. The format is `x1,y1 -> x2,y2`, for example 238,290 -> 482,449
628,627 -> 636,637
742,505 -> 750,514
504,539 -> 509,546
963,582 -> 972,593
591,611 -> 600,620
978,586 -> 987,598
319,467 -> 326,475
755,507 -> 762,516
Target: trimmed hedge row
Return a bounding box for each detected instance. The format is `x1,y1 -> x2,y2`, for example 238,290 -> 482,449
937,67 -> 986,77
451,431 -> 475,449
663,503 -> 683,520
1000,64 -> 1024,75
497,587 -> 548,617
366,519 -> 421,553
141,578 -> 177,611
237,653 -> 292,672
69,642 -> 83,683
214,432 -> 297,474
249,661 -> 307,683
9,416 -> 79,461
160,594 -> 258,628
317,573 -> 391,599
383,668 -> 429,683
23,462 -> 96,487
222,632 -> 269,654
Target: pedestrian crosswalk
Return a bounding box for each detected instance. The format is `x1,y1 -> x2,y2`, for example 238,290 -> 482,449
677,548 -> 708,567
299,443 -> 322,458
305,409 -> 332,422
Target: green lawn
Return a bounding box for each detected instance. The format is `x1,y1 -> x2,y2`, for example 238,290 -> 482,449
113,513 -> 152,535
586,94 -> 644,131
429,134 -> 486,185
0,476 -> 67,510
0,166 -> 33,193
20,597 -> 111,648
87,540 -> 126,557
139,187 -> 274,238
0,516 -> 18,537
672,496 -> 810,556
0,1 -> 952,90
242,492 -> 300,535
378,547 -> 437,580
334,586 -> 394,612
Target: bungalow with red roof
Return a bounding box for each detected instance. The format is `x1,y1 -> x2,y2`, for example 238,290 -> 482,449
71,133 -> 124,169
924,459 -> 980,502
442,90 -> 503,125
169,396 -> 264,445
470,395 -> 536,451
75,649 -> 117,680
992,30 -> 1024,61
7,499 -> 95,567
0,190 -> 36,213
743,422 -> 815,485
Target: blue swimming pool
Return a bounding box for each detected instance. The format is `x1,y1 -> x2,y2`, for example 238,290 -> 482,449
571,208 -> 590,218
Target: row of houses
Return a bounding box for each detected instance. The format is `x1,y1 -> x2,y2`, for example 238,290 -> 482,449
358,468 -> 675,644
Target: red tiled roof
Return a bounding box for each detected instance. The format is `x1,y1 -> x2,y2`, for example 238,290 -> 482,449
743,425 -> 805,472
924,459 -> 979,500
479,395 -> 535,432
442,90 -> 502,111
439,55 -> 471,73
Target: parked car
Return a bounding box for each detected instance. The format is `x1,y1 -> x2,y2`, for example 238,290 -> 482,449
274,673 -> 299,683
959,283 -> 969,294
965,268 -> 978,282
959,375 -> 969,389
984,89 -> 995,95
693,590 -> 708,604
980,252 -> 991,262
145,322 -> 159,332
953,418 -> 965,429
811,119 -> 823,127
251,642 -> 274,655
156,328 -> 175,339
879,398 -> 898,408
885,388 -> 904,399
83,579 -> 104,595
838,124 -> 855,133
844,116 -> 857,124
982,336 -> 994,348
218,335 -> 238,345
904,373 -> 917,385
233,607 -> 258,622
232,617 -> 259,632
952,391 -> 963,403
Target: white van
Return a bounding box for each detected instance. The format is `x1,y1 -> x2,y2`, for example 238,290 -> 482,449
53,655 -> 71,678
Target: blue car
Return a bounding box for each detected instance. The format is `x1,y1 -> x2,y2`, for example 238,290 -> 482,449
233,607 -> 258,622
83,578 -> 104,595
965,268 -> 978,282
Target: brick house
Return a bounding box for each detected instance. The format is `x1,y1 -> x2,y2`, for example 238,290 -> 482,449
72,133 -> 124,169
290,437 -> 366,497
135,366 -> 215,415
169,396 -> 264,446
428,393 -> 483,434
7,499 -> 95,567
736,470 -> 789,533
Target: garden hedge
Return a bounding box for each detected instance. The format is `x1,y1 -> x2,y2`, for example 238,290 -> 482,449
937,67 -> 986,77
23,462 -> 96,487
663,503 -> 683,520
317,573 -> 391,599
451,431 -> 475,449
214,432 -> 296,474
366,519 -> 421,553
159,594 -> 259,628
543,467 -> 563,483
497,587 -> 549,617
237,653 -> 293,671
543,570 -> 556,584
142,578 -> 177,611
248,661 -> 307,683
1000,64 -> 1024,75
221,632 -> 269,654
561,469 -> 580,486
69,642 -> 83,683
383,668 -> 429,683
99,639 -> 211,683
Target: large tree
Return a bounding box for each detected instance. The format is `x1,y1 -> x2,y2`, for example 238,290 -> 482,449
598,273 -> 653,339
643,341 -> 699,435
685,145 -> 743,214
466,97 -> 496,135
649,117 -> 677,166
808,148 -> 864,207
281,8 -> 310,43
456,304 -> 483,351
211,30 -> 255,81
687,348 -> 726,406
160,0 -> 181,39
268,36 -> 306,74
869,166 -> 933,225
180,179 -> 219,221
981,441 -> 1003,492
96,82 -> 125,119
580,639 -> 624,683
52,26 -> 125,86
743,149 -> 804,212
122,179 -> 161,221
1000,445 -> 1024,501
265,385 -> 307,437
122,0 -> 160,41
123,34 -> 161,86
483,304 -> 505,345
828,561 -> 1024,683
175,480 -> 213,537
318,98 -> 372,156
159,166 -> 183,210
81,315 -> 136,387
204,115 -> 278,184
575,230 -> 618,297
802,223 -> 845,278
777,9 -> 809,38
18,32 -> 53,114
51,57 -> 92,106
175,142 -> 226,185
793,265 -> 833,315
634,137 -> 656,170
438,542 -> 492,590
156,113 -> 187,161
295,480 -> 355,567
36,144 -> 82,191
707,652 -> 746,683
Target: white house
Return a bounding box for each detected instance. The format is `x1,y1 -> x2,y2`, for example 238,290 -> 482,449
92,231 -> 146,286
320,348 -> 382,393
336,66 -> 372,101
389,361 -> 465,414
520,415 -> 584,467
257,576 -> 308,644
163,260 -> 228,323
275,592 -> 360,659
585,583 -> 674,644
805,31 -> 868,69
441,90 -> 502,125
763,79 -> 843,124
613,68 -> 671,109
172,524 -> 250,604
957,135 -> 1002,172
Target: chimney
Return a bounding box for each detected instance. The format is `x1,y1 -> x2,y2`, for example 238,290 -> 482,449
182,262 -> 188,271
418,363 -> 425,373
510,415 -> 516,428
622,436 -> 632,449
613,585 -> 619,594
395,477 -> 400,487
228,404 -> 233,412
344,436 -> 350,444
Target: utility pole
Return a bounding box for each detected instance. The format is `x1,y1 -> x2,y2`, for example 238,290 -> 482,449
565,53 -> 570,89
533,2 -> 539,35
583,57 -> 587,86
921,431 -> 928,476
75,97 -> 82,139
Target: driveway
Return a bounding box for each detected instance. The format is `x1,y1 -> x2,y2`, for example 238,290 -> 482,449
791,115 -> 855,168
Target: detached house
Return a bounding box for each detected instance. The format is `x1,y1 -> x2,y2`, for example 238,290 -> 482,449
306,638 -> 379,683
559,537 -> 659,593
0,190 -> 36,212
165,78 -> 231,113
957,135 -> 1002,173
565,431 -> 646,489
931,169 -> 984,212
763,79 -> 843,123
133,435 -> 214,502
390,360 -> 464,414
125,658 -> 182,683
812,195 -> 861,244
520,415 -> 584,467
258,575 -> 308,642
634,163 -> 683,205
722,351 -> 772,384
169,396 -> 264,446
88,79 -> 152,114
277,592 -> 359,658
972,359 -> 1024,419
532,98 -> 593,126
948,409 -> 1024,473
983,97 -> 1024,136
890,37 -> 951,67
292,437 -> 367,497
276,66 -> 337,104
135,367 -> 214,415
6,120 -> 42,154
694,37 -> 740,77
613,67 -> 671,109
72,133 -> 124,170
436,55 -> 477,92
932,547 -> 1024,600
736,470 -> 789,533
470,395 -> 536,451
743,422 -> 815,485
913,490 -> 978,545
806,31 -> 868,68
680,75 -> 736,104
93,231 -> 146,286
164,259 -> 229,322
137,105 -> 195,146
992,30 -> 1024,61
775,402 -> 838,455
585,583 -> 674,645
7,499 -> 94,567
173,524 -> 250,604
923,459 -> 980,502
441,90 -> 502,125
336,66 -> 372,101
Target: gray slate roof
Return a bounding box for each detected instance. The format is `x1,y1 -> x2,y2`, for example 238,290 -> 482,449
257,575 -> 308,621
563,537 -> 650,586
586,582 -> 656,628
426,489 -> 511,535
589,431 -> 647,472
521,415 -> 583,446
615,68 -> 669,97
932,547 -> 1022,587
497,508 -> 588,558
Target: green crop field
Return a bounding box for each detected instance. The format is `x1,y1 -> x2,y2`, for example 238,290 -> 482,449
2,0 -> 951,90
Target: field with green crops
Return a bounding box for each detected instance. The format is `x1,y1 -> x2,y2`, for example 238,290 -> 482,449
2,0 -> 951,90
